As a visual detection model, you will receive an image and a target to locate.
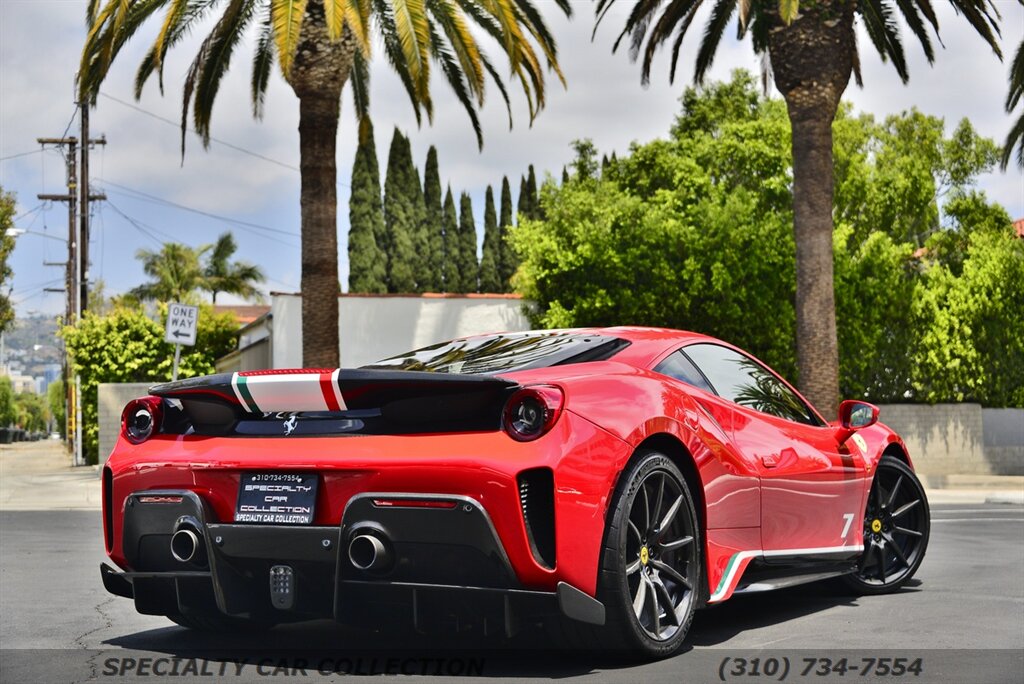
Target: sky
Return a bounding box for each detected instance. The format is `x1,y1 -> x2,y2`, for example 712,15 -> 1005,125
1,0 -> 1022,317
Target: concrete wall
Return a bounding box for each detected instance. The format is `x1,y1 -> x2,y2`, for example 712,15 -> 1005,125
982,408 -> 1024,476
271,293 -> 532,369
97,383 -> 150,467
877,404 -> 1023,476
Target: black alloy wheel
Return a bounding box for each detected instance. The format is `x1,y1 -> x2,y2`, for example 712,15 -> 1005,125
599,451 -> 701,657
843,455 -> 930,594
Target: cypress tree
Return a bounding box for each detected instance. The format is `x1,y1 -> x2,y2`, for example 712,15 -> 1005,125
525,164 -> 539,219
456,192 -> 479,293
383,129 -> 418,293
441,186 -> 458,292
478,186 -> 501,293
401,135 -> 428,292
497,176 -> 516,291
422,146 -> 443,292
561,166 -> 569,185
517,175 -> 529,224
347,119 -> 387,293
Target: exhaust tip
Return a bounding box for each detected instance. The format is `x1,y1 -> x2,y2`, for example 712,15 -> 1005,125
171,528 -> 201,563
348,533 -> 392,572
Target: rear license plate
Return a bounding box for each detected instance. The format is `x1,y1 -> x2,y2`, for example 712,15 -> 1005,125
235,473 -> 318,524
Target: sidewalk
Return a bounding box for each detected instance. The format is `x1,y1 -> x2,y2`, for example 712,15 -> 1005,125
0,439 -> 102,510
1,439 -> 1021,510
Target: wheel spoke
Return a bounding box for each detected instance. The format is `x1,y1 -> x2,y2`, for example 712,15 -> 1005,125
660,535 -> 693,552
651,559 -> 692,591
873,479 -> 884,511
886,475 -> 904,510
652,576 -> 680,626
883,533 -> 909,569
650,474 -> 665,535
877,542 -> 889,583
659,495 -> 683,534
628,519 -> 643,544
645,575 -> 661,635
640,483 -> 651,536
626,559 -> 642,575
893,525 -> 922,538
892,498 -> 921,519
632,572 -> 647,618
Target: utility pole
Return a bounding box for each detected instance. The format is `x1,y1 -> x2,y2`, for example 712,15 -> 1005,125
79,102 -> 106,313
37,124 -> 105,467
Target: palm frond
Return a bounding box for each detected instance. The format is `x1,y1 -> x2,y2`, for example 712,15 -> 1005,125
479,51 -> 514,129
778,0 -> 799,24
350,49 -> 371,121
391,0 -> 433,104
270,0 -> 308,77
642,0 -> 702,85
1002,111 -> 1024,170
1006,38 -> 1024,111
372,0 -> 424,124
324,0 -> 372,56
135,0 -> 219,97
427,22 -> 484,147
510,0 -> 567,85
694,0 -> 736,84
859,0 -> 909,83
79,0 -> 169,103
892,0 -> 935,63
427,0 -> 486,102
947,0 -> 1002,59
251,7 -> 275,119
153,0 -> 190,73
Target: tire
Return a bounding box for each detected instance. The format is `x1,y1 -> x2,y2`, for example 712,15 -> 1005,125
169,614 -> 275,632
555,450 -> 701,658
842,455 -> 930,595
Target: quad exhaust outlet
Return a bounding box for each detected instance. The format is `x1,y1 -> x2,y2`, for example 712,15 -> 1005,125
348,533 -> 392,572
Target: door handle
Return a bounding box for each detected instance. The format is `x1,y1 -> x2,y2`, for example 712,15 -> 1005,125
761,453 -> 780,468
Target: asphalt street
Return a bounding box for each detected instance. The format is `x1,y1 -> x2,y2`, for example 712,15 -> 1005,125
1,504 -> 1021,683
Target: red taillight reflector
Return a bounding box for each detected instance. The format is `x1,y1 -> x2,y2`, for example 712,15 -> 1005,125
121,396 -> 163,444
371,498 -> 459,509
502,385 -> 564,442
137,495 -> 183,504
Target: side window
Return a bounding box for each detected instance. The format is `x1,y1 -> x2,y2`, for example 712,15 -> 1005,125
654,351 -> 715,394
682,344 -> 822,426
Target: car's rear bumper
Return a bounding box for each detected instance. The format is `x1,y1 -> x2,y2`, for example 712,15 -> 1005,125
103,488 -> 605,634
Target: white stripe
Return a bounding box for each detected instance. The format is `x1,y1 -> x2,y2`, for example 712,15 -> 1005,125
230,373 -> 253,413
330,368 -> 347,410
708,544 -> 865,604
243,373 -> 330,413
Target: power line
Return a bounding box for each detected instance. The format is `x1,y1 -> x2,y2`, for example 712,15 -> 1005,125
0,149 -> 45,162
96,178 -> 301,243
104,201 -> 168,247
98,92 -> 351,189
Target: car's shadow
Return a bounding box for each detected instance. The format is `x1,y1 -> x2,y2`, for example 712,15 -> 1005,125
102,581 -> 919,677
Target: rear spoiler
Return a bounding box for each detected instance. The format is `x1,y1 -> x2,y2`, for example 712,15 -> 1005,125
150,368 -> 518,414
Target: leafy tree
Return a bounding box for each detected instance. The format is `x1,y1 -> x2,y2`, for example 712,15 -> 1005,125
422,146 -> 444,292
569,139 -> 600,183
14,392 -> 48,432
347,118 -> 387,293
80,0 -> 571,368
383,129 -> 419,293
132,243 -> 206,303
47,378 -> 66,438
0,188 -> 16,333
497,176 -> 516,291
441,187 -> 458,292
0,376 -> 14,427
61,303 -> 238,463
594,0 -> 1003,419
455,193 -> 479,293
202,232 -> 265,303
478,186 -> 501,292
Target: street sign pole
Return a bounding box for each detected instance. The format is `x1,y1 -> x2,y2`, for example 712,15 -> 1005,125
165,302 -> 199,382
172,344 -> 182,381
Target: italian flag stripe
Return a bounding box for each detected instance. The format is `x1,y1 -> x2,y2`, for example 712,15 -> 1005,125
233,374 -> 260,413
320,370 -> 341,411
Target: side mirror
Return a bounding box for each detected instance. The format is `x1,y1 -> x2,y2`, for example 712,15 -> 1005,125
835,400 -> 879,445
839,400 -> 879,430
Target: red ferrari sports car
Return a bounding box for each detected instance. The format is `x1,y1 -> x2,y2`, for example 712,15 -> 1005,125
100,327 -> 929,656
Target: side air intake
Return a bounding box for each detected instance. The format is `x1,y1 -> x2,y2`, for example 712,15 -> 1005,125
518,468 -> 556,570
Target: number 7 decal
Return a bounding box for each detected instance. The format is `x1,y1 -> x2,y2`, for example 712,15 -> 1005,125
842,512 -> 855,538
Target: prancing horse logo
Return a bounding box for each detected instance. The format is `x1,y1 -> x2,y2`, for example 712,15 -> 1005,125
283,416 -> 298,436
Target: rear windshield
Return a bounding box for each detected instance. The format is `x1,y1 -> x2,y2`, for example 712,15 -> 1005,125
361,332 -> 629,375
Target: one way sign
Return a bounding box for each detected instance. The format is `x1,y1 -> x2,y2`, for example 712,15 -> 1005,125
165,302 -> 199,346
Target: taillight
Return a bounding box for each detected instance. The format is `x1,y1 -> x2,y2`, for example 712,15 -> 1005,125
121,396 -> 163,444
502,386 -> 564,442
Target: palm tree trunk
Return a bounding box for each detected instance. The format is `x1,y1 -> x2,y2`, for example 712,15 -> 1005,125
289,1 -> 355,368
767,2 -> 855,421
298,92 -> 341,368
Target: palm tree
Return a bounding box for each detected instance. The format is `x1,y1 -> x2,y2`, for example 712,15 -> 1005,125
595,0 -> 1001,418
202,232 -> 266,303
1002,38 -> 1024,170
79,0 -> 571,367
131,243 -> 206,303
